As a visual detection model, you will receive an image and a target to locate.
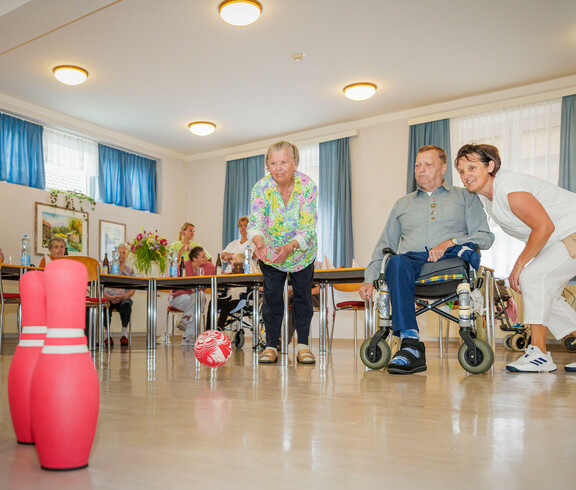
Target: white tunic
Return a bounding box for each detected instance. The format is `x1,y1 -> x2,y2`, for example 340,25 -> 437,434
479,169 -> 576,247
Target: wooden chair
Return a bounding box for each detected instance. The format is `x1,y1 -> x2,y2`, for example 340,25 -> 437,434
56,257 -> 110,350
0,259 -> 22,353
330,282 -> 367,352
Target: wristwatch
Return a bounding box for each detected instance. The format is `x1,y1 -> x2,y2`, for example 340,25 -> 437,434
450,238 -> 458,245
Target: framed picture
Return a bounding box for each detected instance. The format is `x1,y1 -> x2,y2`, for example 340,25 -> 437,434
35,202 -> 89,256
99,220 -> 126,261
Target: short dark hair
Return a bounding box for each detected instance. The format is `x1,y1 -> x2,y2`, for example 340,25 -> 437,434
48,236 -> 66,251
455,144 -> 501,176
418,145 -> 446,165
188,246 -> 204,260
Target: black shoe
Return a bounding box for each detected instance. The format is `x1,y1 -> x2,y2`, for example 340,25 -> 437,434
387,338 -> 426,375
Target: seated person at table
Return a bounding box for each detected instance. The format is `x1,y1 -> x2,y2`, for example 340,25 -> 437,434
170,222 -> 212,262
358,145 -> 494,375
39,237 -> 67,268
221,216 -> 252,273
169,246 -> 215,345
103,243 -> 135,347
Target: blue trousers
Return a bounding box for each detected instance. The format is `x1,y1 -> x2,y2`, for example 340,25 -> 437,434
260,261 -> 315,349
386,251 -> 432,336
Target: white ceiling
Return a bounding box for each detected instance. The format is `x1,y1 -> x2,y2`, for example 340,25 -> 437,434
1,0 -> 575,157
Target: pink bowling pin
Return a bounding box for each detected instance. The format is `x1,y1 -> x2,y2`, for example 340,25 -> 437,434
8,271 -> 47,444
30,259 -> 100,471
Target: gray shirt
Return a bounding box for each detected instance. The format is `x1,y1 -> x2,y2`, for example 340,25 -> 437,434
364,181 -> 495,284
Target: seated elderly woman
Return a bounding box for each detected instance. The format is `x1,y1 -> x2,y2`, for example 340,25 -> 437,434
39,237 -> 67,268
103,243 -> 135,347
169,246 -> 215,345
221,216 -> 252,273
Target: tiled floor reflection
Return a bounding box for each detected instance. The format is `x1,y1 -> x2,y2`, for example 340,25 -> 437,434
1,338 -> 576,489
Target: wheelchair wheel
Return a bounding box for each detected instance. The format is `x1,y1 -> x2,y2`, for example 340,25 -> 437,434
233,330 -> 245,349
562,335 -> 576,353
458,338 -> 494,374
503,334 -> 514,351
510,333 -> 527,352
359,337 -> 391,370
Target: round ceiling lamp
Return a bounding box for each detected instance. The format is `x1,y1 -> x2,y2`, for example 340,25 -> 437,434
53,65 -> 88,85
188,121 -> 216,136
343,82 -> 377,101
219,0 -> 262,26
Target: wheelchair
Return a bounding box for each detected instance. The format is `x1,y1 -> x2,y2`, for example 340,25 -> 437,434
360,248 -> 494,374
217,289 -> 266,350
494,279 -> 531,352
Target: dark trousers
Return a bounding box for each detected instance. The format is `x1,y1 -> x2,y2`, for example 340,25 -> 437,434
288,293 -> 320,344
386,251 -> 431,335
108,299 -> 133,327
206,297 -> 241,330
260,260 -> 315,349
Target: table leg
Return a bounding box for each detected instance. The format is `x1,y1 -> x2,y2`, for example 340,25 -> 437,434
318,282 -> 327,354
210,277 -> 218,331
146,279 -> 157,349
252,286 -> 260,350
281,279 -> 288,354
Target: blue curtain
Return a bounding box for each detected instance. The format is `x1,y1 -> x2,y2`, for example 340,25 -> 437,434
319,137 -> 353,268
98,144 -> 157,213
0,113 -> 45,189
559,94 -> 576,192
406,119 -> 451,193
222,155 -> 265,248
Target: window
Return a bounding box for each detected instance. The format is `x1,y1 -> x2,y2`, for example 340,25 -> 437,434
43,128 -> 99,197
450,98 -> 562,277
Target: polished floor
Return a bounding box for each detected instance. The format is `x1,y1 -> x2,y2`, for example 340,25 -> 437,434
1,335 -> 576,489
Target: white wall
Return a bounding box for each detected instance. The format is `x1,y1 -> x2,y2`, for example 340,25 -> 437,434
1,94 -> 189,335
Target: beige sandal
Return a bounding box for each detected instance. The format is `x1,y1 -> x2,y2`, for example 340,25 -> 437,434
259,348 -> 278,364
297,348 -> 316,364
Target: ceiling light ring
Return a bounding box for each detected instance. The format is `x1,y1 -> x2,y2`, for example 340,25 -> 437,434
53,65 -> 89,86
219,0 -> 262,26
343,82 -> 377,101
188,121 -> 217,136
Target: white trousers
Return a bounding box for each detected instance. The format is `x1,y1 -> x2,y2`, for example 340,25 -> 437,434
519,241 -> 576,339
169,292 -> 205,337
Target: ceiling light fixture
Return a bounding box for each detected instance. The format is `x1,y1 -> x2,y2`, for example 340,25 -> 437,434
188,121 -> 216,136
219,0 -> 262,26
53,65 -> 88,85
343,82 -> 377,101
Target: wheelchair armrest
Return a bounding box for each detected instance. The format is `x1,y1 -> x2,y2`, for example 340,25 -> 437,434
377,249 -> 396,287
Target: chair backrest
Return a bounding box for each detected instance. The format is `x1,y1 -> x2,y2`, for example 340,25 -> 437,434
55,256 -> 100,282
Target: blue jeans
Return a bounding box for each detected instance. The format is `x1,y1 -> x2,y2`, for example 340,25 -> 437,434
386,251 -> 431,336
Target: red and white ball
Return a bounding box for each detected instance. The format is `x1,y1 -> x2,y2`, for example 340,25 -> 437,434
194,331 -> 232,368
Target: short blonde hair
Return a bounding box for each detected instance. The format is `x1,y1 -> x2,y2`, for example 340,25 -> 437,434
265,141 -> 299,167
238,216 -> 249,226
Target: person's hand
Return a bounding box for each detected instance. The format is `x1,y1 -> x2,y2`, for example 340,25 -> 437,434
270,244 -> 293,264
358,283 -> 374,300
428,240 -> 452,262
252,242 -> 268,262
508,262 -> 524,294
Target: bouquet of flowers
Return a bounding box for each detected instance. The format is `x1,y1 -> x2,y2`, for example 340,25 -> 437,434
129,229 -> 169,276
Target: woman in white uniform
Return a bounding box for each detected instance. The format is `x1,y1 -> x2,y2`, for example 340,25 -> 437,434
455,143 -> 576,373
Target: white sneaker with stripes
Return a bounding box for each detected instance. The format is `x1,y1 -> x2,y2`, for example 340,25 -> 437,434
506,345 -> 557,373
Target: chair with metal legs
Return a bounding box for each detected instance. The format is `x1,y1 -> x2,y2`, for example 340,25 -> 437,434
0,259 -> 22,353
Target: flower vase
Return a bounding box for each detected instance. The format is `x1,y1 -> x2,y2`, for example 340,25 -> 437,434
134,261 -> 164,278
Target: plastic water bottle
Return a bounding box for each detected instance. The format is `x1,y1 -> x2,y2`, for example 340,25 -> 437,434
169,251 -> 178,278
20,234 -> 31,266
243,248 -> 251,274
111,248 -> 120,275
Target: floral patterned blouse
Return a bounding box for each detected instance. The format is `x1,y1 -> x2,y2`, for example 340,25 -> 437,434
247,170 -> 318,272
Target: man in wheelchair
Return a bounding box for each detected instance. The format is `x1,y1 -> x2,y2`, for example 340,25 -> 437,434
359,145 -> 494,374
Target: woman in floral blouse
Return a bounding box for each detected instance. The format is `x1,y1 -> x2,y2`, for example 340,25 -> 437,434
248,141 -> 318,364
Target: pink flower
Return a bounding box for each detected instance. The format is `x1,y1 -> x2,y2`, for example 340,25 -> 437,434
136,233 -> 143,241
